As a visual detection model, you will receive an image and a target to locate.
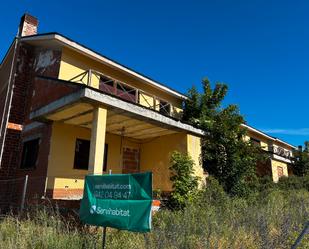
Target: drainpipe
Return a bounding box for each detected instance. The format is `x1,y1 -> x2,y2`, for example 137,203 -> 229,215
0,36 -> 20,169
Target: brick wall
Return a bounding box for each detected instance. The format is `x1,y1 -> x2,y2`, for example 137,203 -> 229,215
19,14 -> 38,37
122,147 -> 140,173
0,43 -> 34,178
31,76 -> 81,112
0,82 -> 9,150
17,123 -> 52,202
0,42 -> 62,210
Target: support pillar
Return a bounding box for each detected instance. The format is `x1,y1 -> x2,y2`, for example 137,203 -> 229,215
88,106 -> 107,174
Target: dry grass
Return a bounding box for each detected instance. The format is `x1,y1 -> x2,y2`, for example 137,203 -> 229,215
0,185 -> 308,248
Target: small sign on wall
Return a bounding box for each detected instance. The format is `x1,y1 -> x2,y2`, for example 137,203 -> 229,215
7,122 -> 23,131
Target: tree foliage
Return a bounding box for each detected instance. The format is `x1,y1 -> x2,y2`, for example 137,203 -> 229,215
292,141 -> 309,176
168,151 -> 200,209
183,78 -> 262,196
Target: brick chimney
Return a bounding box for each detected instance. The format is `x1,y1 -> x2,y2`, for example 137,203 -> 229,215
18,14 -> 38,37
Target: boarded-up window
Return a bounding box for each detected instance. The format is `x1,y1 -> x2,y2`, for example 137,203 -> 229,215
74,139 -> 108,171
277,166 -> 284,178
20,138 -> 40,169
122,147 -> 140,174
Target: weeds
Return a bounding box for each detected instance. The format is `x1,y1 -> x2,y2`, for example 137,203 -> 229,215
0,182 -> 308,248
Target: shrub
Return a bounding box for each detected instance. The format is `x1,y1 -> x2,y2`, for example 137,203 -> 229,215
277,175 -> 309,191
168,151 -> 200,210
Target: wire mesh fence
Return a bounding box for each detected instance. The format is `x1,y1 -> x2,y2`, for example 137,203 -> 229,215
0,176 -> 26,213
0,175 -> 66,214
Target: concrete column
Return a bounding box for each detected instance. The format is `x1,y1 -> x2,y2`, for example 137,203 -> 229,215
88,106 -> 107,174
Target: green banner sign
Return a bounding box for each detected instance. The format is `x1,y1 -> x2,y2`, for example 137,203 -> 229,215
79,172 -> 152,232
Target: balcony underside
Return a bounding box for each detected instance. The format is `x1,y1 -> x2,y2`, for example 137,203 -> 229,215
30,77 -> 203,140
45,102 -> 178,139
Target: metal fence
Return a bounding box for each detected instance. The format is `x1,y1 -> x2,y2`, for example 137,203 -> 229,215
0,175 -> 49,213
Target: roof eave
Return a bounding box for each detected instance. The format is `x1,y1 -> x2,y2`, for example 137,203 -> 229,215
21,33 -> 188,100
241,123 -> 296,149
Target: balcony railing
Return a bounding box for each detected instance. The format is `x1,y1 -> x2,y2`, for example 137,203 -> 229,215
68,69 -> 175,117
269,145 -> 292,159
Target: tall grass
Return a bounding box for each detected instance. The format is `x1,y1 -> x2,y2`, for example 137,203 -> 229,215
0,181 -> 308,249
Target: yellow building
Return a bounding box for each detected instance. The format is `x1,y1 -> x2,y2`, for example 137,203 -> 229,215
0,14 -> 296,207
0,15 -> 206,202
32,37 -> 208,199
242,124 -> 296,182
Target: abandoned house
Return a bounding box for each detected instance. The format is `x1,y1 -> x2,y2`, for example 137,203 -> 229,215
0,14 -> 295,209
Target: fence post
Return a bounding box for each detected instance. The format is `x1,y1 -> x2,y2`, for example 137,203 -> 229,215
102,169 -> 112,248
20,175 -> 28,211
43,176 -> 48,198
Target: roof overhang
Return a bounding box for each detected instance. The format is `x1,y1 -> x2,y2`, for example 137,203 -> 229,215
241,123 -> 296,149
20,33 -> 187,100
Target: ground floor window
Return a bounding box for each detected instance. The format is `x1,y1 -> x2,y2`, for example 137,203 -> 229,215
277,166 -> 284,178
20,138 -> 40,169
74,139 -> 108,171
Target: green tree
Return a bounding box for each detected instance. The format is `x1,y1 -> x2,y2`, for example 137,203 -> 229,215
168,151 -> 200,209
183,78 -> 262,196
292,141 -> 309,176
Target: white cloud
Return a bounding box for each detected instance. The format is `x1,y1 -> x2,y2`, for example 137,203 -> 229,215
261,128 -> 309,136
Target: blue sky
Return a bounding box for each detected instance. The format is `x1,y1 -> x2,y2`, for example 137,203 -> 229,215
1,0 -> 308,146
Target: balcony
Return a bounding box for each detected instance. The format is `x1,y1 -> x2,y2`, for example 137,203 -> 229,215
68,69 -> 178,118
268,145 -> 293,163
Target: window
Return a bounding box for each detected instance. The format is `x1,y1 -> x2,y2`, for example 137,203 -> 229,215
74,139 -> 90,170
277,166 -> 284,178
20,138 -> 40,169
73,139 -> 108,171
122,147 -> 139,174
250,137 -> 261,147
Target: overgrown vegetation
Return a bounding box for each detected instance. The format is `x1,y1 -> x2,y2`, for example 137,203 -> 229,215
293,141 -> 309,176
1,78 -> 308,248
182,78 -> 263,196
1,179 -> 309,249
168,151 -> 200,209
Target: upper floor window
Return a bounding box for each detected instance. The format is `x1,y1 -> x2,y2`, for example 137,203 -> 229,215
20,138 -> 40,169
250,137 -> 261,147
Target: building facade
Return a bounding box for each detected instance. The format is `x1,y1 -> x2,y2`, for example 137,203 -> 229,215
0,15 -> 296,209
0,14 -> 205,208
242,124 -> 295,182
